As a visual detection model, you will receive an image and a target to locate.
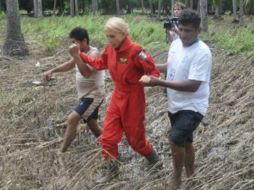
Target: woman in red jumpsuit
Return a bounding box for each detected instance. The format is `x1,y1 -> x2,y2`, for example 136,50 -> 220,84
69,17 -> 160,181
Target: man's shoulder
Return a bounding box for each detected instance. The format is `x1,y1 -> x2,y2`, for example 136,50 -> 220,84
192,40 -> 212,58
197,40 -> 211,51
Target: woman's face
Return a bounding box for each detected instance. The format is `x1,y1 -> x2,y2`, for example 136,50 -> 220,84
106,29 -> 126,49
174,5 -> 182,17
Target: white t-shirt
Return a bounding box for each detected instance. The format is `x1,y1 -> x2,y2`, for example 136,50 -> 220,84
166,38 -> 212,115
75,46 -> 105,99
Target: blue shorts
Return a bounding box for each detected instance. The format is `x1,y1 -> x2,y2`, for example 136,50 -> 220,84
74,97 -> 103,123
168,110 -> 203,147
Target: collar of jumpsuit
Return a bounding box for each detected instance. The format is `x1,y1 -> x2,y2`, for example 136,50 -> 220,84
115,36 -> 132,53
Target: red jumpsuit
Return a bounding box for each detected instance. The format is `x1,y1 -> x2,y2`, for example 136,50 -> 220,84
80,36 -> 160,159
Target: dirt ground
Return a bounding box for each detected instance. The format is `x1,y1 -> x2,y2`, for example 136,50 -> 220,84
0,18 -> 254,189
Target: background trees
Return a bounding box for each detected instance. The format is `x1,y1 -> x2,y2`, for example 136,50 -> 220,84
1,0 -> 250,18
1,0 -> 253,57
3,0 -> 29,56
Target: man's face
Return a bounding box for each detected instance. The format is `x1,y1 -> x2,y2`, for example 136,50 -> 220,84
71,38 -> 88,51
178,23 -> 201,47
106,29 -> 126,49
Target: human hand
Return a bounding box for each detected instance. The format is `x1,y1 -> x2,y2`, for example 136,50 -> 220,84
69,43 -> 80,59
139,75 -> 158,86
43,70 -> 53,82
172,26 -> 180,35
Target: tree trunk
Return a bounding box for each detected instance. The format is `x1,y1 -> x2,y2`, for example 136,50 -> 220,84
92,0 -> 98,15
215,5 -> 220,17
141,0 -> 144,14
149,0 -> 154,15
171,0 -> 175,16
3,0 -> 29,56
232,0 -> 238,21
116,0 -> 120,15
239,0 -> 244,25
197,0 -> 200,14
190,0 -> 194,9
74,0 -> 79,16
33,0 -> 37,16
200,0 -> 208,32
158,0 -> 162,19
53,0 -> 57,16
33,0 -> 43,17
70,0 -> 74,16
37,0 -> 42,17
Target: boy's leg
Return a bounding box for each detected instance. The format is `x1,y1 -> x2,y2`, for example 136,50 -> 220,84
81,97 -> 103,137
61,111 -> 81,152
61,97 -> 100,152
85,105 -> 102,138
87,118 -> 101,138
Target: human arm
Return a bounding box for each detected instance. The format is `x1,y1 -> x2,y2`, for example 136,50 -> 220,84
139,75 -> 201,92
156,64 -> 167,73
167,26 -> 179,43
43,59 -> 75,81
135,49 -> 160,77
79,51 -> 108,71
68,43 -> 98,78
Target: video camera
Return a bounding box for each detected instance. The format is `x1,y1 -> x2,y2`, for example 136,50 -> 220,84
163,17 -> 179,30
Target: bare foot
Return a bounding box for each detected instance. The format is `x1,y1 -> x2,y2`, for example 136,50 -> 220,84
168,177 -> 181,190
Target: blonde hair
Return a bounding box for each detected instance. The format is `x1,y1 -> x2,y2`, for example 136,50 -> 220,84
105,17 -> 129,35
174,1 -> 186,10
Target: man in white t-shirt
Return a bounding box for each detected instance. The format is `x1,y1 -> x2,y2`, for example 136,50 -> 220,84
140,9 -> 212,189
43,27 -> 105,153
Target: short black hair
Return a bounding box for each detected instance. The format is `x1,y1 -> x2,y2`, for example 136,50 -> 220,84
69,27 -> 90,44
178,9 -> 201,29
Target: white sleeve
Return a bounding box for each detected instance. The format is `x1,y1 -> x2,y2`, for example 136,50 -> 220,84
188,50 -> 212,82
167,39 -> 179,65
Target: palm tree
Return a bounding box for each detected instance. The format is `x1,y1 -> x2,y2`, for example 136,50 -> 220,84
232,0 -> 238,22
116,0 -> 120,15
74,0 -> 79,16
158,0 -> 162,19
141,0 -> 144,14
200,0 -> 208,32
149,0 -> 155,15
213,0 -> 221,19
70,0 -> 75,16
239,0 -> 244,25
244,0 -> 254,14
171,0 -> 175,16
53,0 -> 57,16
33,0 -> 43,17
92,0 -> 98,15
3,0 -> 29,56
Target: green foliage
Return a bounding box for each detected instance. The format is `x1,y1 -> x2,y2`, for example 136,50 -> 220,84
19,14 -> 253,56
0,11 -> 5,20
202,26 -> 254,55
20,15 -> 167,54
21,15 -> 107,52
0,11 -> 5,32
244,0 -> 254,14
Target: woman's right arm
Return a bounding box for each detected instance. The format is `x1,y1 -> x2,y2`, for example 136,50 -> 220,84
80,48 -> 108,70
